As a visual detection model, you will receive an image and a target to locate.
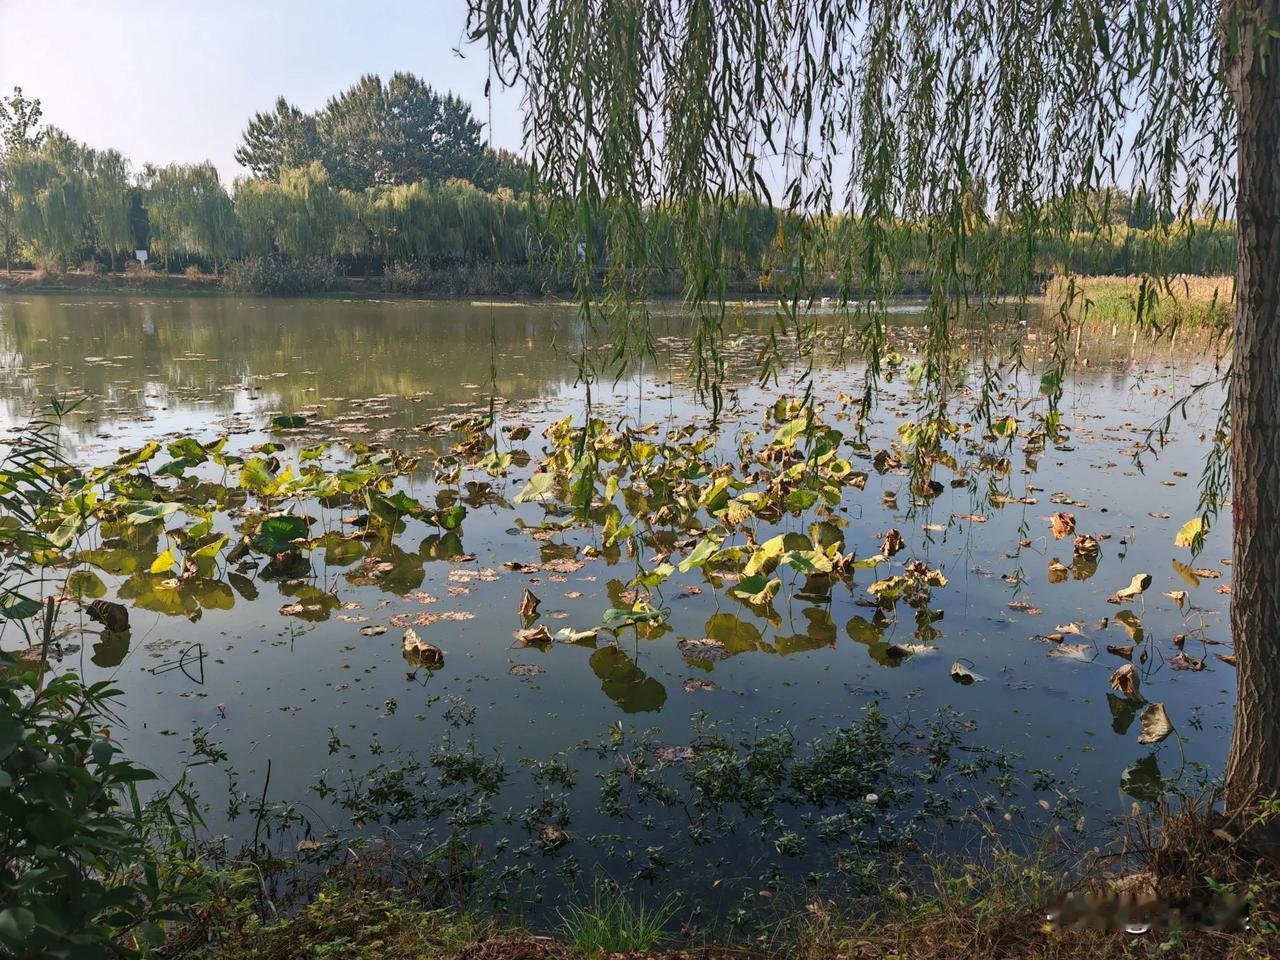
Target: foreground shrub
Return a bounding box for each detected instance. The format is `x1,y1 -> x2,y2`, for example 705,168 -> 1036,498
222,256 -> 347,296
0,658 -> 207,957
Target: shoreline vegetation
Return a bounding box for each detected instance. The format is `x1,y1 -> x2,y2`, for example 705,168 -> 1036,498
140,802 -> 1280,959
0,266 -> 1240,329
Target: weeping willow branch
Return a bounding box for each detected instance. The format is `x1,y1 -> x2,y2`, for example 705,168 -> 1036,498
467,0 -> 1236,428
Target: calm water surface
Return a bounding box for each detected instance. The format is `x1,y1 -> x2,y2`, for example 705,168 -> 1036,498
0,294 -> 1233,915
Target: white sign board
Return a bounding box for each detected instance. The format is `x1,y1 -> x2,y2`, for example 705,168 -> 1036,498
136,249 -> 148,264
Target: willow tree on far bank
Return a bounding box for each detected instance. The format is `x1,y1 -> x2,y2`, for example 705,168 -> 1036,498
467,0 -> 1280,814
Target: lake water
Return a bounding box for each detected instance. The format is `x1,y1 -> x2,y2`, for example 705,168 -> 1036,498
0,293 -> 1234,919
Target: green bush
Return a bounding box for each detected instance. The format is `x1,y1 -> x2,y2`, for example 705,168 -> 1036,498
222,255 -> 348,296
0,660 -> 207,958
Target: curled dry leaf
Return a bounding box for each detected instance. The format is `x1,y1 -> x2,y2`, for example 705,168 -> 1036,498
1073,534 -> 1100,560
359,624 -> 387,637
86,599 -> 129,633
881,528 -> 905,557
1050,512 -> 1076,540
538,825 -> 569,849
555,626 -> 599,643
683,678 -> 716,693
655,745 -> 695,764
1137,703 -> 1173,744
515,625 -> 553,645
519,588 -> 541,618
1163,590 -> 1188,607
1109,663 -> 1142,700
402,628 -> 444,668
1112,573 -> 1153,603
1170,652 -> 1206,671
949,660 -> 984,684
1215,653 -> 1238,667
1107,644 -> 1134,659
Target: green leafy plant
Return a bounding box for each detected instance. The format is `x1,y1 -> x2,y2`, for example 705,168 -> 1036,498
0,661 -> 207,958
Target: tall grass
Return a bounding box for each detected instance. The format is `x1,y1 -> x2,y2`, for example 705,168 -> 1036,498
1043,274 -> 1234,332
557,883 -> 678,955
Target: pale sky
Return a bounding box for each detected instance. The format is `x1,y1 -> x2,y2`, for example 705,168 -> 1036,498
0,0 -> 525,186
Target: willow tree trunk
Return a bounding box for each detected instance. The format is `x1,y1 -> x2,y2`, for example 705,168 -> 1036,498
1224,0 -> 1280,815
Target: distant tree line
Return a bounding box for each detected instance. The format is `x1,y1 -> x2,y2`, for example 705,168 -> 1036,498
0,82 -> 1237,287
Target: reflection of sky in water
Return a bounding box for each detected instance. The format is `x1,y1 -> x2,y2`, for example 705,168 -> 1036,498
0,294 -> 1233,909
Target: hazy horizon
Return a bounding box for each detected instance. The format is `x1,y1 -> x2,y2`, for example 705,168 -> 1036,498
0,0 -> 525,186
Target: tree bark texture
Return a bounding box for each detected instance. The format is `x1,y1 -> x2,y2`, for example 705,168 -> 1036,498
1225,0 -> 1280,813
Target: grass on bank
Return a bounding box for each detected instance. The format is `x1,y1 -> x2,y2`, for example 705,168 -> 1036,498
173,798 -> 1280,960
1043,274 -> 1235,333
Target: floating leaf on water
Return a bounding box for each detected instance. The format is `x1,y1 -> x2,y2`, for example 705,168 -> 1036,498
359,625 -> 386,637
1215,653 -> 1237,667
601,606 -> 666,628
678,637 -> 730,662
86,599 -> 129,633
555,626 -> 600,644
538,825 -> 569,849
1109,663 -> 1142,701
881,528 -> 904,557
678,534 -> 724,572
683,678 -> 716,693
252,515 -> 310,554
514,471 -> 556,504
125,501 -> 181,525
1073,534 -> 1100,560
402,628 -> 444,668
515,625 -> 553,645
949,660 -> 984,684
654,745 -> 695,764
1107,644 -> 1134,659
1137,703 -> 1173,744
1050,513 -> 1076,539
519,588 -> 541,619
1163,590 -> 1188,607
730,574 -> 781,607
510,663 -> 543,677
886,642 -> 938,658
1047,642 -> 1093,661
1169,652 -> 1206,671
271,414 -> 307,429
149,548 -> 176,575
1112,573 -> 1152,603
